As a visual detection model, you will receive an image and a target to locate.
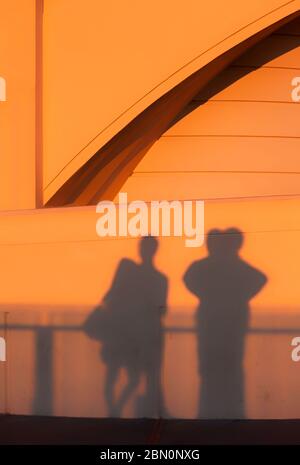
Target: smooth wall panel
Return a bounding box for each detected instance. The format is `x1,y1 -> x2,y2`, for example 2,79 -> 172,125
194,67 -> 298,102
0,0 -> 36,210
123,172 -> 300,201
0,199 -> 299,309
134,137 -> 300,174
165,102 -> 300,137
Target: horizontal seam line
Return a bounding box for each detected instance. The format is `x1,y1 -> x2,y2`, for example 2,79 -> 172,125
134,170 -> 300,175
162,135 -> 300,139
190,100 -> 299,104
230,65 -> 300,70
1,227 -> 300,247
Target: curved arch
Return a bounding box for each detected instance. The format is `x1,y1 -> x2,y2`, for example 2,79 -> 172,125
45,8 -> 300,207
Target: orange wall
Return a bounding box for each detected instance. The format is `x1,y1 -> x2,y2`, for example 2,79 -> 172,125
0,198 -> 300,418
42,0 -> 300,203
123,22 -> 300,202
0,0 -> 37,210
0,1 -> 300,420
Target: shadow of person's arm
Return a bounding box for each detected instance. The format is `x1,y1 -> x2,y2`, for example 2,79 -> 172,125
159,275 -> 168,317
183,261 -> 204,299
245,265 -> 268,300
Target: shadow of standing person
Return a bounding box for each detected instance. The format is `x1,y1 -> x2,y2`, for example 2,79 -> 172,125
183,228 -> 267,419
84,236 -> 168,418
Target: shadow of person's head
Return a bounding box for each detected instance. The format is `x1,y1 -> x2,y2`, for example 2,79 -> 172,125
139,236 -> 159,264
207,227 -> 244,259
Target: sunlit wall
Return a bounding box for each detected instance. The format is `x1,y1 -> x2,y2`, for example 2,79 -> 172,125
0,1 -> 300,420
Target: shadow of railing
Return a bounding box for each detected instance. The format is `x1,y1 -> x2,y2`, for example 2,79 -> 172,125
1,320 -> 300,416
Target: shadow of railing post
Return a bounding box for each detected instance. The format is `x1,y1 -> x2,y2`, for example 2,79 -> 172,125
32,327 -> 54,416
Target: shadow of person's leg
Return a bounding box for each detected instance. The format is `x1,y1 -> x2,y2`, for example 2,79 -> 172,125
115,365 -> 140,416
105,363 -> 120,417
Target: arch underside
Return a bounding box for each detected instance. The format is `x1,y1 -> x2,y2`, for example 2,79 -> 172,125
45,12 -> 300,208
